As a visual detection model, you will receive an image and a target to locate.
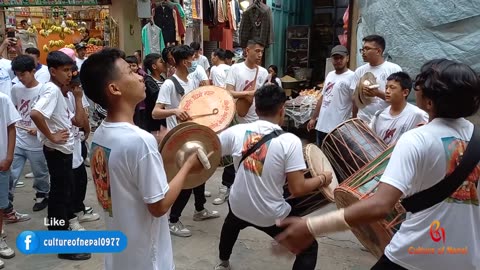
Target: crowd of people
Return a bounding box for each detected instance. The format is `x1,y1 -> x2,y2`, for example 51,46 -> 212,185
0,32 -> 479,270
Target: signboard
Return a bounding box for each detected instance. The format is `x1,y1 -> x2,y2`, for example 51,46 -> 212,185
0,0 -> 111,6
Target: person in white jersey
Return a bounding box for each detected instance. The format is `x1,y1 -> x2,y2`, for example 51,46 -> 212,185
80,48 -> 205,270
12,47 -> 50,86
152,45 -> 218,238
307,45 -> 355,146
351,35 -> 402,122
210,48 -> 231,88
8,55 -> 49,222
275,59 -> 480,270
190,41 -> 210,71
370,72 -> 428,145
214,84 -> 332,270
212,39 -> 269,205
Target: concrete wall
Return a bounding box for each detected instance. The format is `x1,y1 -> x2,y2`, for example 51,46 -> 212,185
110,0 -> 142,55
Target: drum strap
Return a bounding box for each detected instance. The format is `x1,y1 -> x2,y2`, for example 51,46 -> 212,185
169,76 -> 185,96
239,129 -> 285,165
401,125 -> 480,213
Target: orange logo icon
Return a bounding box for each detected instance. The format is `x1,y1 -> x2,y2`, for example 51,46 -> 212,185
429,220 -> 446,244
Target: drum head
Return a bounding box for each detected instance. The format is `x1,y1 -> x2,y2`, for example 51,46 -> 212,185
334,186 -> 393,259
179,86 -> 235,133
304,144 -> 338,202
161,124 -> 221,189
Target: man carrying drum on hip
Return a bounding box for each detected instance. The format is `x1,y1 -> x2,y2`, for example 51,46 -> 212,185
275,59 -> 480,270
214,84 -> 332,270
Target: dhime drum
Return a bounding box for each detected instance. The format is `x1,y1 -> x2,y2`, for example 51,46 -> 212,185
334,146 -> 406,259
321,118 -> 387,183
284,144 -> 339,216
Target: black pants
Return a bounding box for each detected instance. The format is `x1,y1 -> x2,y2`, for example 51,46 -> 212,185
371,255 -> 407,270
169,183 -> 206,223
219,206 -> 318,270
316,130 -> 328,147
221,164 -> 235,188
43,147 -> 75,230
72,164 -> 87,214
81,140 -> 88,161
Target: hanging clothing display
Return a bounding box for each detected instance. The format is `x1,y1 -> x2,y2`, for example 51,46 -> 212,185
173,5 -> 186,39
239,1 -> 273,48
154,4 -> 177,44
203,0 -> 240,50
142,22 -> 165,55
183,0 -> 194,28
137,0 -> 152,18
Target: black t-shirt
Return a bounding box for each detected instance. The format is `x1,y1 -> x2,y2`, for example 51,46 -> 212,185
144,75 -> 166,132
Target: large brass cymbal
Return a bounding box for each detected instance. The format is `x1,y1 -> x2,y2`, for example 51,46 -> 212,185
158,122 -> 196,152
161,124 -> 221,189
353,72 -> 377,109
179,86 -> 235,133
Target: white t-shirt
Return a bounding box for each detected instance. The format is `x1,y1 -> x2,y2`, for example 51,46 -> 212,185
66,92 -> 89,169
10,83 -> 45,151
76,57 -> 87,71
32,82 -> 74,154
12,64 -> 50,85
210,64 -> 231,88
350,61 -> 402,122
195,54 -> 210,71
91,121 -> 173,270
381,118 -> 480,270
219,120 -> 306,226
0,58 -> 14,98
156,74 -> 197,129
315,70 -> 355,133
225,62 -> 269,123
0,92 -> 21,161
370,103 -> 429,145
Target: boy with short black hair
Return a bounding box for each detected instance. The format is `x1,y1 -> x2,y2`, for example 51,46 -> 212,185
80,47 -> 203,270
31,51 -> 90,261
143,53 -> 167,132
7,55 -> 50,219
369,71 -> 428,145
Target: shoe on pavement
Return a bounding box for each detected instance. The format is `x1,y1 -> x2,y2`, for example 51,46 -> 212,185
33,197 -> 48,212
68,217 -> 85,231
204,190 -> 212,197
75,211 -> 100,223
84,206 -> 93,214
169,221 -> 192,237
1,228 -> 5,238
0,259 -> 4,269
84,157 -> 90,167
213,187 -> 229,205
0,238 -> 15,259
214,261 -> 231,270
3,210 -> 30,224
24,172 -> 34,178
193,208 -> 220,221
58,253 -> 91,260
15,181 -> 25,188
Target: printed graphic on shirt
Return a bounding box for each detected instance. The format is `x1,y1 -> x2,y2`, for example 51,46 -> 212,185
17,98 -> 36,127
442,137 -> 480,206
383,128 -> 397,142
91,143 -> 113,216
321,82 -> 335,108
241,131 -> 272,176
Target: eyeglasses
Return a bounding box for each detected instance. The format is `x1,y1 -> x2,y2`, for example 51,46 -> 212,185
359,47 -> 378,54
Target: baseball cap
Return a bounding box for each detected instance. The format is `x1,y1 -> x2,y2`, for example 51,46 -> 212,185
75,42 -> 86,51
331,45 -> 348,56
58,47 -> 76,61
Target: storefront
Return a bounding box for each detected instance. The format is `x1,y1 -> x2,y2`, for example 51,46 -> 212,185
0,0 -> 118,63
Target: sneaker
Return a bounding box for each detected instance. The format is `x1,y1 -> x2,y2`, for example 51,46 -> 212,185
84,157 -> 90,167
24,172 -> 34,178
84,206 -> 93,214
33,197 -> 48,212
1,228 -> 5,238
214,261 -> 231,270
0,259 -> 4,269
0,238 -> 15,259
68,217 -> 85,231
3,210 -> 30,224
193,208 -> 220,221
75,211 -> 100,223
169,221 -> 192,237
204,190 -> 212,197
213,187 -> 230,205
15,181 -> 25,188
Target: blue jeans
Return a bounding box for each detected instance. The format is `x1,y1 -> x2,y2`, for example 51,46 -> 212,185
7,146 -> 50,212
0,171 -> 10,209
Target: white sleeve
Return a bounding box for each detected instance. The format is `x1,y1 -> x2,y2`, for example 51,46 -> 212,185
275,78 -> 282,88
225,65 -> 236,87
32,85 -> 58,119
202,56 -> 210,70
195,65 -> 209,81
3,96 -> 21,125
284,134 -> 307,173
350,70 -> 361,91
218,127 -> 235,156
135,149 -> 170,204
369,111 -> 378,130
380,132 -> 422,196
81,94 -> 89,108
211,67 -> 225,88
36,70 -> 51,84
156,80 -> 173,105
